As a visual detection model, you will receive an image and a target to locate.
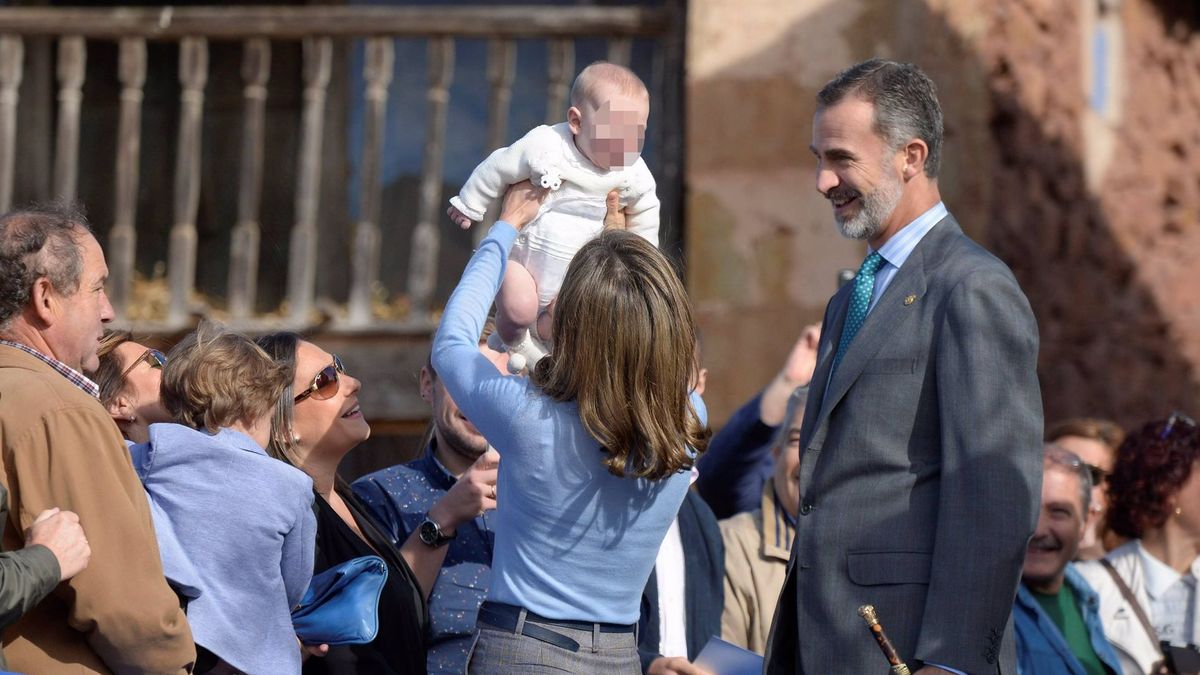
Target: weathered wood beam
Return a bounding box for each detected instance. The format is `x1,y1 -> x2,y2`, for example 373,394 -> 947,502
286,36 -> 331,325
52,36 -> 84,202
347,37 -> 393,327
166,37 -> 207,326
545,38 -> 573,125
108,37 -> 145,320
0,36 -> 23,213
0,7 -> 669,40
406,37 -> 453,318
476,38 -> 516,244
228,38 -> 270,321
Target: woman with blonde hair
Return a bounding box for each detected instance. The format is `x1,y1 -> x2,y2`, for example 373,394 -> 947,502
130,322 -> 316,674
433,182 -> 710,674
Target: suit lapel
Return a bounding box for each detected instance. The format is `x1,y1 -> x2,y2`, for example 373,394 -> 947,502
799,284 -> 851,450
813,217 -> 957,433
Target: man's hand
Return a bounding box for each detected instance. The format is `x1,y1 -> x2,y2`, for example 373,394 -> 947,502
914,667 -> 956,675
603,189 -> 627,230
499,180 -> 549,230
759,322 -> 822,426
26,508 -> 90,581
427,449 -> 500,531
647,656 -> 714,675
448,205 -> 474,229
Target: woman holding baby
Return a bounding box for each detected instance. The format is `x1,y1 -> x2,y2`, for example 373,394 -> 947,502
435,175 -> 709,674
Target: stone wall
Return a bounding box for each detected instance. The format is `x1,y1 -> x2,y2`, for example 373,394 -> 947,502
972,0 -> 1199,428
686,0 -> 1200,429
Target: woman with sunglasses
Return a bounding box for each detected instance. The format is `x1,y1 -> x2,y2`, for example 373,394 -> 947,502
433,182 -> 709,674
93,330 -> 171,443
1076,413 -> 1200,675
258,334 -> 492,675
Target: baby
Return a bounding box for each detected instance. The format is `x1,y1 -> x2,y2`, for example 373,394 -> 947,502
448,61 -> 660,373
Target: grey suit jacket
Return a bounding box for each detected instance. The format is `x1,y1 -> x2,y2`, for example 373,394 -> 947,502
763,215 -> 1043,674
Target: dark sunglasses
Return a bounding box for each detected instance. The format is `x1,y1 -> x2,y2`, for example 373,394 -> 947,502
1081,462 -> 1109,487
294,354 -> 346,404
1161,411 -> 1197,440
121,348 -> 167,379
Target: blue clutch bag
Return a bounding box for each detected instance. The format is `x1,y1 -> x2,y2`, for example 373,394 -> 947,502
292,555 -> 388,646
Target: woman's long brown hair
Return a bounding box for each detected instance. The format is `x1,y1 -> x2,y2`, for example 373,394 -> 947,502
531,230 -> 710,480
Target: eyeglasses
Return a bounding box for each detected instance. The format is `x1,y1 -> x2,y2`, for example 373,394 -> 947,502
1161,411 -> 1197,440
294,354 -> 346,404
1081,462 -> 1109,487
120,348 -> 167,379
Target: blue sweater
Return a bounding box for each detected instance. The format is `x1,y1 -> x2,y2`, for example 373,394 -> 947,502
130,424 -> 316,674
432,221 -> 704,625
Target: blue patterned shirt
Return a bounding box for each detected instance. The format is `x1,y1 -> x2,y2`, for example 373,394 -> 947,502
352,444 -> 495,675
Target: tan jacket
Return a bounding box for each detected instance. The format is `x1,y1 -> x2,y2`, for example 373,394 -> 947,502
719,482 -> 793,654
0,346 -> 194,674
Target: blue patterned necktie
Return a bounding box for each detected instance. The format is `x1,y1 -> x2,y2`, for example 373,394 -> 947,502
831,251 -> 885,373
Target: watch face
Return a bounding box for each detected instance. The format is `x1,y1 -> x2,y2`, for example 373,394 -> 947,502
419,519 -> 439,546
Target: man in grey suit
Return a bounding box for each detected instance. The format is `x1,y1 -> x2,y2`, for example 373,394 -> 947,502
763,60 -> 1043,674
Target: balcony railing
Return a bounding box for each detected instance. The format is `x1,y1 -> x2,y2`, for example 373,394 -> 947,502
0,5 -> 682,336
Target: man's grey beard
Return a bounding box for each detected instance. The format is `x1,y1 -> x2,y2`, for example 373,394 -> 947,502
835,174 -> 903,241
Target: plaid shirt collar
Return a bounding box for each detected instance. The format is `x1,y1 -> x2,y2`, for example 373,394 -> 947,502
0,339 -> 100,399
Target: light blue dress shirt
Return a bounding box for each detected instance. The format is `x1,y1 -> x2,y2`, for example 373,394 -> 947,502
868,201 -> 948,312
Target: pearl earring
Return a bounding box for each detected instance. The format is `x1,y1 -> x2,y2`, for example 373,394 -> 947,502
127,415 -> 136,423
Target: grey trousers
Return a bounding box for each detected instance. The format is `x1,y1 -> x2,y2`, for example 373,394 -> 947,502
466,621 -> 640,674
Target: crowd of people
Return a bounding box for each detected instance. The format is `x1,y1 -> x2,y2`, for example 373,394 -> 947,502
0,57 -> 1195,675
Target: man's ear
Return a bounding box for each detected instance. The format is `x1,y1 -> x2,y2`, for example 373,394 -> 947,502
28,277 -> 57,326
419,365 -> 434,403
901,139 -> 929,180
567,106 -> 583,136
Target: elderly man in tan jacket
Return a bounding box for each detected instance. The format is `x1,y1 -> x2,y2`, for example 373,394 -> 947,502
0,206 -> 194,673
719,391 -> 803,654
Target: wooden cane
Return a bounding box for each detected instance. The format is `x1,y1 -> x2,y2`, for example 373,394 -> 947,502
858,605 -> 912,675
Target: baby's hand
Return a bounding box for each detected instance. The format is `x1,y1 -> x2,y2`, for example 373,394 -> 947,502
448,205 -> 473,230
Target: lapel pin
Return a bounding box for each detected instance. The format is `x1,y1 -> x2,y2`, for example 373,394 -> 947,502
903,294 -> 917,306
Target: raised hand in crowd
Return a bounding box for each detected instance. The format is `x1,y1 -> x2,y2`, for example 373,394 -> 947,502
428,448 -> 500,527
26,508 -> 90,582
401,448 -> 500,597
758,322 -> 821,427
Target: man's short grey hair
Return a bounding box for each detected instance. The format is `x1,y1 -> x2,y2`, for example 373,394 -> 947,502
817,58 -> 944,177
772,385 -> 809,452
1044,444 -> 1093,515
0,203 -> 91,330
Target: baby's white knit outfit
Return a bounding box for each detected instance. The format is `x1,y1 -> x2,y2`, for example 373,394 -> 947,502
450,123 -> 660,309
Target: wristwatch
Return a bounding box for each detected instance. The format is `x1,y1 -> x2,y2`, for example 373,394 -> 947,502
418,516 -> 455,547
